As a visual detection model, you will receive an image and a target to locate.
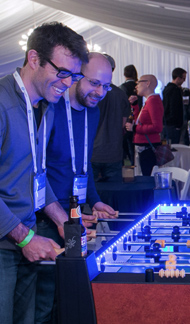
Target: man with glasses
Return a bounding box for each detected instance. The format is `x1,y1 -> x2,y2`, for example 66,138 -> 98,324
91,54 -> 130,182
0,21 -> 92,324
162,67 -> 187,144
36,52 -> 118,323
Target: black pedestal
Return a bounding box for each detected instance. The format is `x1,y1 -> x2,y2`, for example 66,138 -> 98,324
56,251 -> 98,324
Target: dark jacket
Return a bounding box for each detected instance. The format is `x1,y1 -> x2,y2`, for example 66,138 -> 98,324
119,80 -> 143,108
162,82 -> 183,128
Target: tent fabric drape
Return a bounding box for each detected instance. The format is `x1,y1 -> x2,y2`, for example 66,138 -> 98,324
0,0 -> 189,89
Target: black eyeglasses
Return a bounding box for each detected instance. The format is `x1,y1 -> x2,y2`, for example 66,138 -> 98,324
84,76 -> 112,91
136,80 -> 148,84
44,57 -> 84,82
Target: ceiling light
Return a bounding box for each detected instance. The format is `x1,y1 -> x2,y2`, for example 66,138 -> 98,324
93,44 -> 101,52
18,28 -> 34,51
87,43 -> 101,52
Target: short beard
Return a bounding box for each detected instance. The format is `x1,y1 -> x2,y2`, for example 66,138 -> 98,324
75,82 -> 102,108
75,82 -> 89,107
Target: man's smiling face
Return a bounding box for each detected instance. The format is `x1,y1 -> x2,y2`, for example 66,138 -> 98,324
33,46 -> 82,103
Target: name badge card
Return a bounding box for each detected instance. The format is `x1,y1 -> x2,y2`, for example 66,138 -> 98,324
73,174 -> 88,204
34,171 -> 46,211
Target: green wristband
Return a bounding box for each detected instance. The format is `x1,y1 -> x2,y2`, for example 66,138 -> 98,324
16,229 -> 35,248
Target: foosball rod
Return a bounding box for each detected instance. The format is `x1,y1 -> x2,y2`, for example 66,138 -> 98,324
150,225 -> 190,230
118,241 -> 190,248
134,232 -> 190,238
109,250 -> 190,257
89,230 -> 190,239
99,260 -> 189,269
94,232 -> 120,237
149,219 -> 182,224
154,213 -> 189,218
96,218 -> 135,222
84,217 -> 136,225
119,212 -> 142,216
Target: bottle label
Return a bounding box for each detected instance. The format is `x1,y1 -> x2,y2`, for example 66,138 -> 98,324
81,234 -> 87,257
70,206 -> 81,219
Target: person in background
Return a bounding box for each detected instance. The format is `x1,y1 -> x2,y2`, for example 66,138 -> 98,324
162,67 -> 187,144
181,87 -> 190,145
126,74 -> 164,176
0,21 -> 92,324
35,52 -> 118,323
91,54 -> 130,182
119,64 -> 142,165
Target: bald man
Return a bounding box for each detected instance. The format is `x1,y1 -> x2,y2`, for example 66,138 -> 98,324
35,52 -> 117,323
126,74 -> 164,175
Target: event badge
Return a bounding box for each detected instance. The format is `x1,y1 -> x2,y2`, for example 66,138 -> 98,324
34,171 -> 47,211
73,174 -> 88,204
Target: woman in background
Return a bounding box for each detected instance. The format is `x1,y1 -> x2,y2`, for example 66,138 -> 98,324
126,74 -> 164,176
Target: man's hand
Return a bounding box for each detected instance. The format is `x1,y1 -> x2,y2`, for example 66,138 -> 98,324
129,95 -> 138,105
43,201 -> 68,239
82,213 -> 97,227
125,121 -> 133,132
92,202 -> 118,219
22,234 -> 60,262
81,203 -> 117,240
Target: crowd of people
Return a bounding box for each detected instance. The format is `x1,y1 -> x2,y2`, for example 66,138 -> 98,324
124,67 -> 190,176
0,20 -> 190,324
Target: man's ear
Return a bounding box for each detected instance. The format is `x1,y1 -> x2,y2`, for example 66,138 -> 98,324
27,50 -> 40,70
146,81 -> 151,88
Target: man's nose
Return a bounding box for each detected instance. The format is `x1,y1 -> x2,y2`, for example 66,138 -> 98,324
95,85 -> 104,96
61,76 -> 73,88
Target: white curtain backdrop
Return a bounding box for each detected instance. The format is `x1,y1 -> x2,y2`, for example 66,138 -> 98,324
102,36 -> 190,88
0,0 -> 189,91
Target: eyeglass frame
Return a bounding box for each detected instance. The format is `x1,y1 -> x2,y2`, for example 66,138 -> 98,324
136,80 -> 148,85
84,76 -> 112,91
41,56 -> 84,81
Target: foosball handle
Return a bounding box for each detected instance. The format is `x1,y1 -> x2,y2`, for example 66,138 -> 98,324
54,247 -> 65,255
87,229 -> 97,238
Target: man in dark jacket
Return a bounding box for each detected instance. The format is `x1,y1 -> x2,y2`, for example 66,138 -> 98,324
91,55 -> 130,182
119,65 -> 142,165
162,67 -> 187,144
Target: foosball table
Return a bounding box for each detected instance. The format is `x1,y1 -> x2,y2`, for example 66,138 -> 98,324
56,202 -> 190,324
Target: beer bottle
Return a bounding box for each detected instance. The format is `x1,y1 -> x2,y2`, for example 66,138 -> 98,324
65,195 -> 87,257
127,108 -> 134,124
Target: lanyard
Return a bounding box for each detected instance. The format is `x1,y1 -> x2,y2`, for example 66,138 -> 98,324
13,71 -> 46,174
64,89 -> 88,174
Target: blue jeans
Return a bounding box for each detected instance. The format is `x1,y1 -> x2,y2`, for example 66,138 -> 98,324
0,249 -> 37,324
35,217 -> 64,324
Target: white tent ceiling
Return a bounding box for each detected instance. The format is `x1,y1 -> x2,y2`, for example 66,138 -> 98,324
34,0 -> 190,52
0,0 -> 190,87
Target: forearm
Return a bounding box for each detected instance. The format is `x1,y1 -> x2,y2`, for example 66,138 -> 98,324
43,201 -> 68,227
7,222 -> 30,244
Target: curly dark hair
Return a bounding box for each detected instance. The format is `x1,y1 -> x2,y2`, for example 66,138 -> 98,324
23,21 -> 89,66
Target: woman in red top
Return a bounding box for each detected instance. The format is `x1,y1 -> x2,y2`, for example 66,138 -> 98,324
126,74 -> 164,175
